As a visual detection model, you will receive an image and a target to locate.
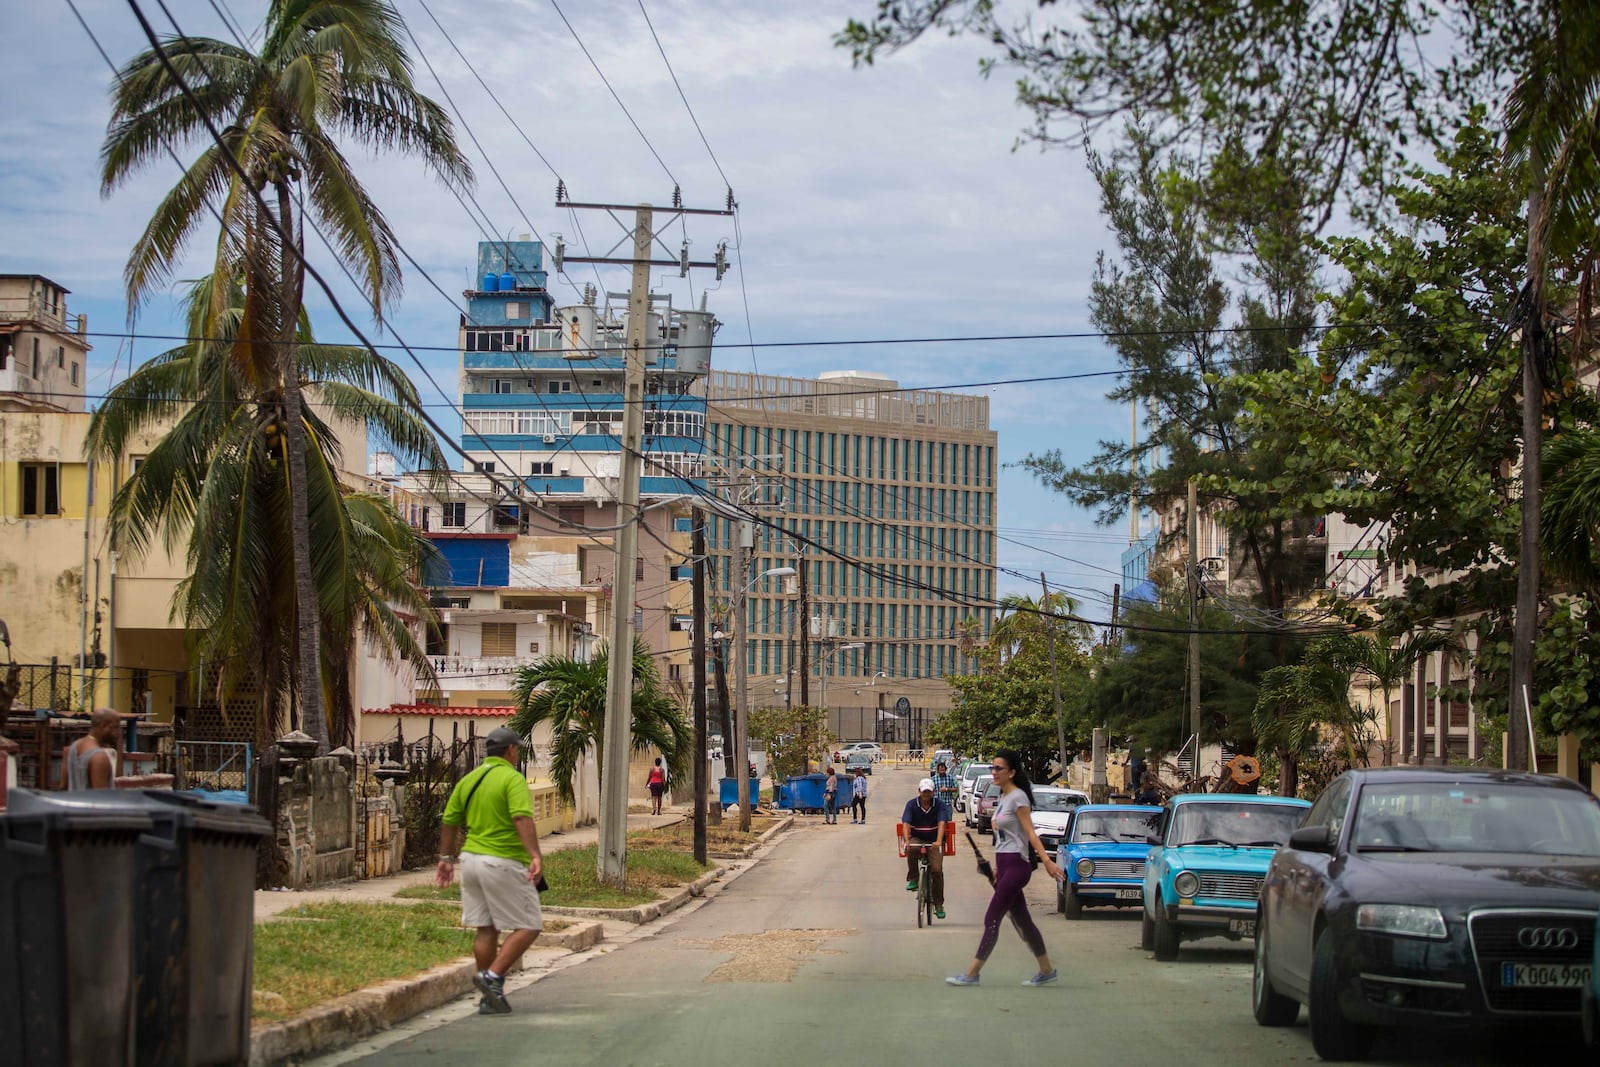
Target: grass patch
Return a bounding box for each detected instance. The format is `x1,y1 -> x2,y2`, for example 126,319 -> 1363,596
628,817 -> 775,853
252,903 -> 472,1024
397,847 -> 712,910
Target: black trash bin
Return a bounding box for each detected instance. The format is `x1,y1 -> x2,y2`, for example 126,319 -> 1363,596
6,788 -> 271,1066
0,788 -> 152,1066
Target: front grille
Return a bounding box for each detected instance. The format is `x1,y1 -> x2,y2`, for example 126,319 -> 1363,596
1468,910 -> 1595,1014
1197,872 -> 1263,900
1092,860 -> 1145,880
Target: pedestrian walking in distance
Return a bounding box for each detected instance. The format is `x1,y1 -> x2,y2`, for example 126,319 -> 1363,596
436,727 -> 545,1014
647,756 -> 667,815
823,766 -> 840,824
850,767 -> 869,823
947,749 -> 1064,988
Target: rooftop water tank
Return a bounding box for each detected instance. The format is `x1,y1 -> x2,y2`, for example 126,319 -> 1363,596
499,271 -> 516,292
481,272 -> 499,292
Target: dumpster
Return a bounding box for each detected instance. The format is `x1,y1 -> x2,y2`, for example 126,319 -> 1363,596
719,776 -> 763,808
0,789 -> 151,1065
786,774 -> 830,814
6,788 -> 271,1066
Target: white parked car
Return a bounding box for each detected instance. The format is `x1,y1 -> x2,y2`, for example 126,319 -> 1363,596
1027,787 -> 1091,855
956,761 -> 988,813
836,741 -> 884,763
964,774 -> 993,827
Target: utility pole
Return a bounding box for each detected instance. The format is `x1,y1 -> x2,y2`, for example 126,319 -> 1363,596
1187,479 -> 1203,788
734,524 -> 753,831
691,508 -> 708,865
556,186 -> 732,885
1042,572 -> 1066,778
798,553 -> 811,708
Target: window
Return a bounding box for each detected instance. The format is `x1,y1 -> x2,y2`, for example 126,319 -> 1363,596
557,504 -> 586,525
478,461 -> 496,474
492,505 -> 519,527
480,623 -> 517,657
20,463 -> 60,517
530,461 -> 554,476
546,379 -> 573,395
70,362 -> 79,386
671,565 -> 693,581
504,301 -> 522,318
57,346 -> 65,368
494,379 -> 513,394
0,334 -> 10,370
635,558 -> 645,580
32,338 -> 40,378
442,501 -> 466,527
668,663 -> 682,681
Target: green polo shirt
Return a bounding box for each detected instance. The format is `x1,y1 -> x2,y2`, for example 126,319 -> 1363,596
441,756 -> 535,863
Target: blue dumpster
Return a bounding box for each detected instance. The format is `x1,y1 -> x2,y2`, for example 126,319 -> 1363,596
787,774 -> 831,813
720,776 -> 762,808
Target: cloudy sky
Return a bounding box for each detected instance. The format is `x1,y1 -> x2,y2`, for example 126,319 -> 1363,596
2,0 -> 1137,612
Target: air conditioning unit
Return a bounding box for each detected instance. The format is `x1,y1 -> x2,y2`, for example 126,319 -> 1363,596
558,467 -> 569,477
543,433 -> 557,444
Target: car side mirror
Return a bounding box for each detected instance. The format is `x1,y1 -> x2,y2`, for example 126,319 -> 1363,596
1146,834 -> 1163,846
1289,825 -> 1334,853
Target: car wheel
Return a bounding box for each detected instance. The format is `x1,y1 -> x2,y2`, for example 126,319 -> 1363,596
1309,926 -> 1374,1061
1140,909 -> 1155,951
1063,883 -> 1083,919
1252,913 -> 1299,1026
1152,895 -> 1180,961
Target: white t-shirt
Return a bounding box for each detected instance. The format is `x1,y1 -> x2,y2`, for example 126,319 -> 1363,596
991,788 -> 1032,855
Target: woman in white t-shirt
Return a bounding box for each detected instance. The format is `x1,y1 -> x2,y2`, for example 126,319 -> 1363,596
946,749 -> 1064,987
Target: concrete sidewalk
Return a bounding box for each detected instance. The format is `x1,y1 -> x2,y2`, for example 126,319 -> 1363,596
254,808 -> 689,922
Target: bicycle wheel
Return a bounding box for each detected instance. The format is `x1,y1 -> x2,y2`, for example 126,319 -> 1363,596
918,862 -> 932,927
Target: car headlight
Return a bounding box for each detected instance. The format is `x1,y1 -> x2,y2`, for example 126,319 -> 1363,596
1075,858 -> 1094,878
1173,871 -> 1200,898
1356,904 -> 1448,940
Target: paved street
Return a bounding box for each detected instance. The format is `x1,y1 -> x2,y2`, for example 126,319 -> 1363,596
323,767 -> 1586,1066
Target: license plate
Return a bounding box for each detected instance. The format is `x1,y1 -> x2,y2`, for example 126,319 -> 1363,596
1115,889 -> 1142,900
1501,962 -> 1592,988
1229,918 -> 1256,936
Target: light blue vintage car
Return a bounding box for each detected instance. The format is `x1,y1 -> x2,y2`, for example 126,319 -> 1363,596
1057,804 -> 1163,918
1141,793 -> 1310,960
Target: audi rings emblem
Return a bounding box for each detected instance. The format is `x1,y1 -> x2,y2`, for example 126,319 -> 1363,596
1516,926 -> 1580,950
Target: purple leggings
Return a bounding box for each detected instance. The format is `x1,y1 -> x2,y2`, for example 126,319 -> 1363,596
976,853 -> 1048,962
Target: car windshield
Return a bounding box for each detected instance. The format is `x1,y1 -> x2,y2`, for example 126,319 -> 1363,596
1073,810 -> 1162,843
1032,791 -> 1086,813
962,765 -> 984,782
983,781 -> 1001,799
1167,803 -> 1305,847
1353,781 -> 1600,855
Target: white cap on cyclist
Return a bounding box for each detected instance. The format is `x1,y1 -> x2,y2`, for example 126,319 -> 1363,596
918,778 -> 935,793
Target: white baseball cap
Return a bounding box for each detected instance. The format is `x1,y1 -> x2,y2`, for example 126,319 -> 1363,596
918,778 -> 935,792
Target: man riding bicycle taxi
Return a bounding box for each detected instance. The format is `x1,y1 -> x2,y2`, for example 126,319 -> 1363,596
929,760 -> 959,810
898,777 -> 952,920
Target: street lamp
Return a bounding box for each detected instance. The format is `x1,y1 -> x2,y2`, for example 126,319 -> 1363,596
713,564 -> 794,830
816,642 -> 865,737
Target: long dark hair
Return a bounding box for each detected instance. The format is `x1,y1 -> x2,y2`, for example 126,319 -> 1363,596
993,749 -> 1034,805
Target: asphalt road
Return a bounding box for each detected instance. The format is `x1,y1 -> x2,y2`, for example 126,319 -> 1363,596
329,766 -> 1587,1067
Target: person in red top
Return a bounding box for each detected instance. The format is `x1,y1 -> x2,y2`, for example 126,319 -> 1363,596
646,756 -> 667,814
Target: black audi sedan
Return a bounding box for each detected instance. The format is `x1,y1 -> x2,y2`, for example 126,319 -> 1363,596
1253,767 -> 1600,1060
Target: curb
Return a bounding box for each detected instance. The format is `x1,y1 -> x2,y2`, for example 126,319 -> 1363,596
249,815 -> 797,1065
248,920 -> 603,1066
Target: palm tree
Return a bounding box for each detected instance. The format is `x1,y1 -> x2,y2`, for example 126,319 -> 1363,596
984,591 -> 1083,669
101,0 -> 472,750
1339,630 -> 1459,766
508,638 -> 693,808
1543,428 -> 1600,590
85,272 -> 445,748
1500,0 -> 1600,770
1254,641 -> 1359,796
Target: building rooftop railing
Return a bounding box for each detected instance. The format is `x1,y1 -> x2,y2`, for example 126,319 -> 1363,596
707,370 -> 990,431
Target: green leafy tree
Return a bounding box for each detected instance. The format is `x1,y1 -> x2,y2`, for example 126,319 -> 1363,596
749,704 -> 836,784
101,0 -> 472,751
1087,594 -> 1300,766
1342,631 -> 1459,764
508,639 -> 692,806
85,272 -> 443,748
1254,637 -> 1374,794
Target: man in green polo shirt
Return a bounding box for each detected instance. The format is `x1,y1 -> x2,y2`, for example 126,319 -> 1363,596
436,727 -> 544,1014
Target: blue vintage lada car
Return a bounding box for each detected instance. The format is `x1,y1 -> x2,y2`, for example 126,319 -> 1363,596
1141,793 -> 1310,960
1057,804 -> 1163,918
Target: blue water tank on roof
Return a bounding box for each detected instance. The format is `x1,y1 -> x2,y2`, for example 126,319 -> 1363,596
481,272 -> 499,292
500,271 -> 516,291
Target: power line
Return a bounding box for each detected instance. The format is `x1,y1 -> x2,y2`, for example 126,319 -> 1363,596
636,0 -> 729,189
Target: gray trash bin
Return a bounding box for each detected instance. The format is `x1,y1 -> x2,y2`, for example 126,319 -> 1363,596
6,788 -> 271,1066
0,788 -> 152,1065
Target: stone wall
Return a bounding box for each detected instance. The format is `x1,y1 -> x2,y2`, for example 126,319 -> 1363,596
274,753 -> 357,889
